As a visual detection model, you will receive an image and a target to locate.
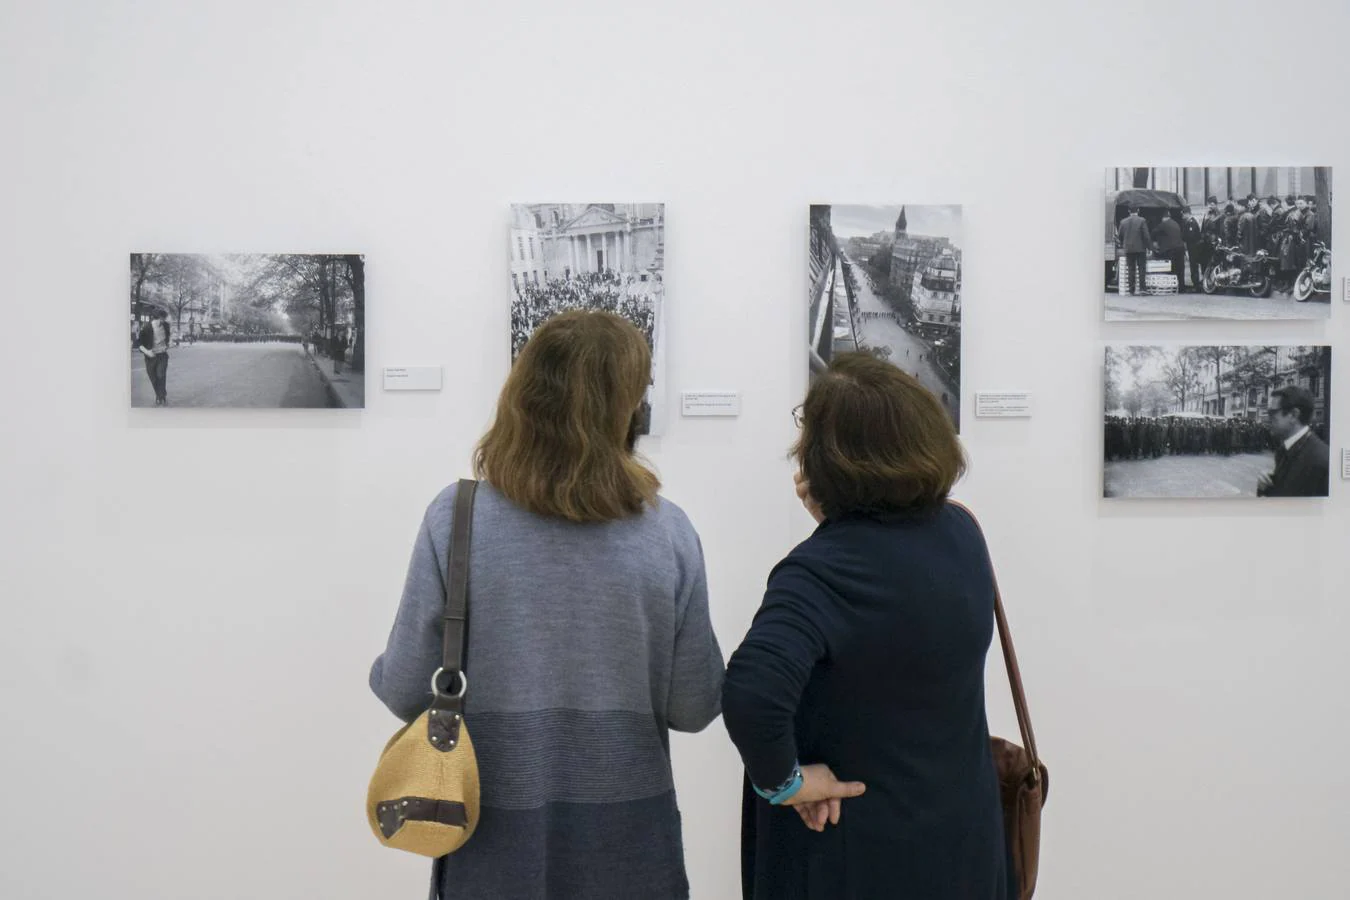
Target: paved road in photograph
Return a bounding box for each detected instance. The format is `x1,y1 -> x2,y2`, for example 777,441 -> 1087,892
1103,452 -> 1273,498
842,257 -> 959,424
1105,289 -> 1330,321
131,342 -> 334,408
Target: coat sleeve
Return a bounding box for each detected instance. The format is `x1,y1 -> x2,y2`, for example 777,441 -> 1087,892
722,559 -> 834,792
666,529 -> 726,733
369,510 -> 447,724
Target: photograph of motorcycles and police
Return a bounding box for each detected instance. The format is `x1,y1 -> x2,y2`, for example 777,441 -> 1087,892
1104,167 -> 1332,320
1103,345 -> 1331,499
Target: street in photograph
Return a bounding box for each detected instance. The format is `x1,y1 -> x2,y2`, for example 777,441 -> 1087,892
1103,167 -> 1332,321
809,205 -> 962,430
1103,345 -> 1331,499
129,254 -> 365,409
509,204 -> 666,435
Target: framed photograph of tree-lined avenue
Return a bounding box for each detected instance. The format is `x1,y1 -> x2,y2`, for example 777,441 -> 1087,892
809,204 -> 962,431
129,254 -> 365,409
1103,345 -> 1331,499
1103,167 -> 1332,321
509,204 -> 666,436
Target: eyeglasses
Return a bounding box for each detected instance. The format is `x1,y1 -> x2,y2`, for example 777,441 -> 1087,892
791,405 -> 804,428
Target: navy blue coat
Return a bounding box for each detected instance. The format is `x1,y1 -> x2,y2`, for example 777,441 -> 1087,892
723,503 -> 1010,900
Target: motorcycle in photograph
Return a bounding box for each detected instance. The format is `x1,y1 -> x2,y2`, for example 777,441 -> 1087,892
1201,244 -> 1276,298
1293,242 -> 1331,302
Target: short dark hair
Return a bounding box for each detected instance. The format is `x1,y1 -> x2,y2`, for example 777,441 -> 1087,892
1206,195 -> 1218,204
792,352 -> 966,519
153,308 -> 168,319
1271,385 -> 1315,425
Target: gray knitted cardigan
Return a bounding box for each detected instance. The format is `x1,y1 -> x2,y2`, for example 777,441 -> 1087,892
370,481 -> 725,899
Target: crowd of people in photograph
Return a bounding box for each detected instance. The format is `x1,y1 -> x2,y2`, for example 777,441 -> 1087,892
512,270 -> 658,358
1115,193 -> 1324,296
1104,413 -> 1327,462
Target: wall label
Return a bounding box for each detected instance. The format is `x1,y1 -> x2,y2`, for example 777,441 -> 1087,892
383,366 -> 443,391
975,392 -> 1032,418
681,391 -> 741,417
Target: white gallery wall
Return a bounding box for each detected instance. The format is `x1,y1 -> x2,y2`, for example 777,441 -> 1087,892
1,0 -> 1347,897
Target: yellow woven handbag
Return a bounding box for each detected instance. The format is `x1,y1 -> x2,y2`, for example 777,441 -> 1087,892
367,480 -> 482,857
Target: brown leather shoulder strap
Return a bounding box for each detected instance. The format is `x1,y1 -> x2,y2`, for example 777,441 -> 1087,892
440,480 -> 478,678
948,500 -> 1042,770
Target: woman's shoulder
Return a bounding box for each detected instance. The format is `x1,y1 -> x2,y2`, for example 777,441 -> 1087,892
645,494 -> 702,557
788,501 -> 986,561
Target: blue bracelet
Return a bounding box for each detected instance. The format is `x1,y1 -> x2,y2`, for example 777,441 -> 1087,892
753,762 -> 804,805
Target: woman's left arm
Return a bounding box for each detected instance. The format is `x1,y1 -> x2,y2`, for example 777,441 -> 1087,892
369,512 -> 446,723
721,561 -> 834,795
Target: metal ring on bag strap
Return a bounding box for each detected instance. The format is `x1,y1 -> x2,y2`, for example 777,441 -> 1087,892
430,667 -> 468,700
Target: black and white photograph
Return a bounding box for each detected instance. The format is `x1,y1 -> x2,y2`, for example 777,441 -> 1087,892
510,204 -> 666,435
809,205 -> 962,430
1103,345 -> 1331,499
1104,167 -> 1333,321
129,254 -> 365,409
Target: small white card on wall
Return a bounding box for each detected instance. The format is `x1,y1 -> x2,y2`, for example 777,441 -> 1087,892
681,391 -> 741,417
1342,448 -> 1350,480
1343,277 -> 1350,302
975,392 -> 1032,418
383,366 -> 443,391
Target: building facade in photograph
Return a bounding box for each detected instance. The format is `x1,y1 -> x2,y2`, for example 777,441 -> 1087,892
912,248 -> 961,329
808,205 -> 840,371
1108,167 -> 1329,222
512,204 -> 664,290
890,207 -> 954,306
1170,347 -> 1330,427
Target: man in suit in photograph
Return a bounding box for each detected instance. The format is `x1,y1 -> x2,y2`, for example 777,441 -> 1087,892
1257,386 -> 1330,497
1153,211 -> 1186,294
1181,207 -> 1203,292
1116,206 -> 1151,295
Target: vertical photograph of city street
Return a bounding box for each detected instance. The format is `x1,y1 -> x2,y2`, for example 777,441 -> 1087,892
1103,345 -> 1331,499
509,204 -> 666,435
129,254 -> 365,409
1103,167 -> 1333,321
809,205 -> 962,430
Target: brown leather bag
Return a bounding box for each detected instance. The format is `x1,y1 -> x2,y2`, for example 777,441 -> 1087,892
953,502 -> 1048,900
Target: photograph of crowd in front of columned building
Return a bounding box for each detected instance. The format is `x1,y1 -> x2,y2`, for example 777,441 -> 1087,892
1103,345 -> 1331,499
129,253 -> 365,409
809,205 -> 962,431
510,204 -> 666,436
1104,167 -> 1332,321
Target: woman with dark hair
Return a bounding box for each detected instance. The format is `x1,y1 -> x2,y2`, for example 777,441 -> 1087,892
722,351 -> 1011,899
371,310 -> 724,899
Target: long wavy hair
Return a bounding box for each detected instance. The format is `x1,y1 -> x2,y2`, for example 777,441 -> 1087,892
474,310 -> 659,522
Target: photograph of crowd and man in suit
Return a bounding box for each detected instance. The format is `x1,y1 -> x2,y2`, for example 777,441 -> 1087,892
509,204 -> 666,436
129,253 -> 365,409
809,204 -> 962,430
1103,345 -> 1331,499
1103,167 -> 1332,321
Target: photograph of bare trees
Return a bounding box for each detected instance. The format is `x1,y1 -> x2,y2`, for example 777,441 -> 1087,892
129,254 -> 364,409
1103,345 -> 1331,498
